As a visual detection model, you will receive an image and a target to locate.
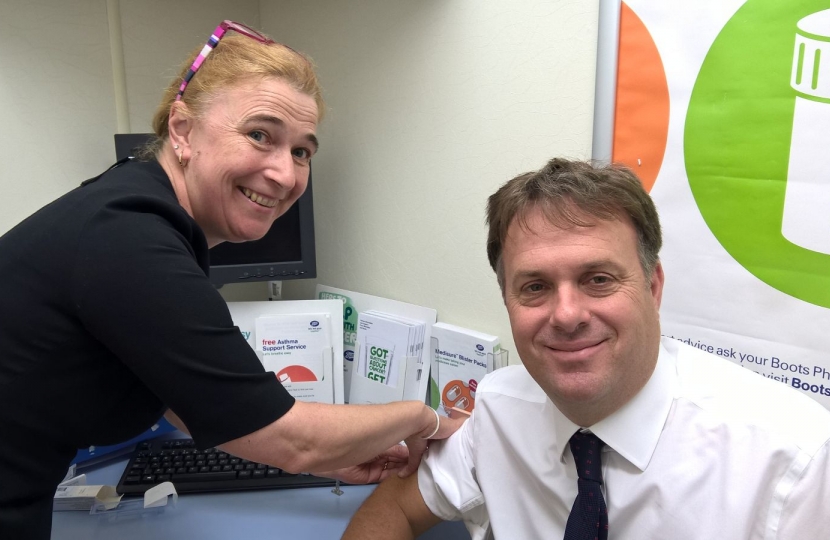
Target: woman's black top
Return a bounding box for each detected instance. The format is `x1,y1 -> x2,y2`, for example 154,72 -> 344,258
0,159 -> 294,539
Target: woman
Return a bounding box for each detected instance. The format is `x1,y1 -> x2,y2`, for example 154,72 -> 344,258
0,21 -> 460,539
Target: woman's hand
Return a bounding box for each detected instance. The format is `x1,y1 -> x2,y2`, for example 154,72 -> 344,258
397,407 -> 467,478
319,444 -> 409,484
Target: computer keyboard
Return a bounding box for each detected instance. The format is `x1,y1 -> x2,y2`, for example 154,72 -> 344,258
116,438 -> 337,495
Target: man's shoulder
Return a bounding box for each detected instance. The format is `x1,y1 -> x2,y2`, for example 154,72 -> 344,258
670,339 -> 830,453
476,364 -> 548,404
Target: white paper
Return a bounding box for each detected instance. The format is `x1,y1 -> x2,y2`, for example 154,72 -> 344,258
356,312 -> 419,388
144,481 -> 178,509
255,313 -> 332,383
53,484 -> 123,512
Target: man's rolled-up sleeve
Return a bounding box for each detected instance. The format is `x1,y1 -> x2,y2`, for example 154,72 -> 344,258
418,412 -> 490,537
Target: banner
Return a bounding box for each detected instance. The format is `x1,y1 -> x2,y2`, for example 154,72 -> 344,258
612,0 -> 830,409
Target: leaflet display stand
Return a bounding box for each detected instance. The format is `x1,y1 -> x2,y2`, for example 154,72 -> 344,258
316,285 -> 438,404
226,300 -> 345,404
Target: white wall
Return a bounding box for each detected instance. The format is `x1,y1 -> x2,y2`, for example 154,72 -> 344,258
0,0 -> 600,363
0,0 -> 115,233
263,0 -> 600,359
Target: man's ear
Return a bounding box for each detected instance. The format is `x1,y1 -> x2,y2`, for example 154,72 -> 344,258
650,261 -> 665,309
168,101 -> 193,152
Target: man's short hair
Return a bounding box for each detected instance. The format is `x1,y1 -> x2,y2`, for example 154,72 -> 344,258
486,158 -> 663,293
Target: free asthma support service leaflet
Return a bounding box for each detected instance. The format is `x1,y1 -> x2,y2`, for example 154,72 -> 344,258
255,313 -> 332,384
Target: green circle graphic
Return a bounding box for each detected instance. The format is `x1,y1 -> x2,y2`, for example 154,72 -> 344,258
685,0 -> 830,308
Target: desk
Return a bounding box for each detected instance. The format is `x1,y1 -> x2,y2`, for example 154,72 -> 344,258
51,458 -> 470,539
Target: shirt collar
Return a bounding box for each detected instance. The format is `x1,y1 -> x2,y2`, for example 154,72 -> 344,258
553,341 -> 678,471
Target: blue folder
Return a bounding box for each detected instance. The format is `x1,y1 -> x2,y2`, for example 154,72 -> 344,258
71,417 -> 178,467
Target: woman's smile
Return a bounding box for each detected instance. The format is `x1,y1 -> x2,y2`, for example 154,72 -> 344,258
240,186 -> 278,208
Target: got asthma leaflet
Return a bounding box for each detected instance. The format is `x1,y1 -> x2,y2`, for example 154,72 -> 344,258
354,311 -> 425,389
316,285 -> 437,404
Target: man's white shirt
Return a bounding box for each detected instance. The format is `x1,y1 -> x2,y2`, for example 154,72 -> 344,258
419,337 -> 830,539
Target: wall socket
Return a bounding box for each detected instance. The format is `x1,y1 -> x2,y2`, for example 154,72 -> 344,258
268,280 -> 282,301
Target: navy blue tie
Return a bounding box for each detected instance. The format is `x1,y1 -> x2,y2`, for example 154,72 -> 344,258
563,431 -> 608,540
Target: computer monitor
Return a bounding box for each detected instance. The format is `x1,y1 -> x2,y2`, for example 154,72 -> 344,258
114,134 -> 317,286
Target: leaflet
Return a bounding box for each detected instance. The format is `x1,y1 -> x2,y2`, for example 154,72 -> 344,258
430,322 -> 501,417
364,310 -> 425,370
355,311 -> 425,389
316,285 -> 437,403
255,313 -> 331,384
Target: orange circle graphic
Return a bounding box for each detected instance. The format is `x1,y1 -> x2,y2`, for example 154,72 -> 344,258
612,2 -> 670,192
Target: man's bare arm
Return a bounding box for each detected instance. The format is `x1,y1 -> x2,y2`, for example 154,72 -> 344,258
342,473 -> 443,539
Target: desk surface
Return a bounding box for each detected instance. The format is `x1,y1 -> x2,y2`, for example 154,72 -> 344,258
51,458 -> 470,540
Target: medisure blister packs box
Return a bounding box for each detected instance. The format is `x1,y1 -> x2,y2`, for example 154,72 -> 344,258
430,322 -> 501,417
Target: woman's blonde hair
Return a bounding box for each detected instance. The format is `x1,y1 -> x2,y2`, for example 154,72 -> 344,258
143,33 -> 324,157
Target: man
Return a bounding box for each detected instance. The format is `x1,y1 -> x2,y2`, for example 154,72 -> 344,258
343,158 -> 830,539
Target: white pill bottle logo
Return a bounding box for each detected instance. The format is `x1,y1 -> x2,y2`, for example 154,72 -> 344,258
782,9 -> 830,254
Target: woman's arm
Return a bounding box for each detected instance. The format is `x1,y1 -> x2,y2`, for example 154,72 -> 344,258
218,401 -> 462,475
